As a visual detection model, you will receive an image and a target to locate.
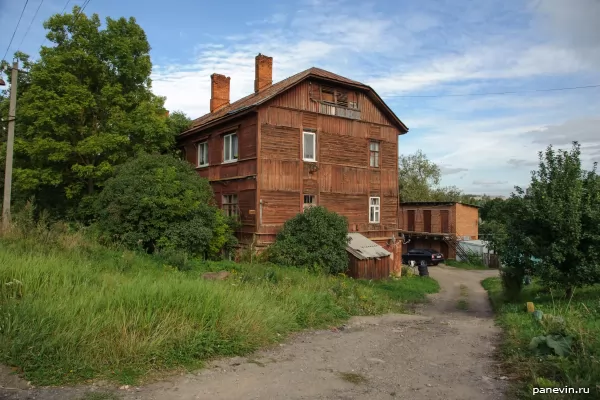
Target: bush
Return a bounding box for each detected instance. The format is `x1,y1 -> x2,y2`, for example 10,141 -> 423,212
94,153 -> 235,258
268,206 -> 349,274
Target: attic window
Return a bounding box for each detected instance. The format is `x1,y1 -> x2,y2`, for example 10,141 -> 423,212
320,86 -> 354,109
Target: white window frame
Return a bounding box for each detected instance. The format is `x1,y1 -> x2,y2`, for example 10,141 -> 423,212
303,131 -> 316,162
197,141 -> 209,167
223,132 -> 238,163
303,194 -> 316,211
369,140 -> 380,168
369,197 -> 380,223
222,194 -> 238,217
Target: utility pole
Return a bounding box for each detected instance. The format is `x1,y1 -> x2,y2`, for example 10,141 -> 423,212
2,61 -> 18,231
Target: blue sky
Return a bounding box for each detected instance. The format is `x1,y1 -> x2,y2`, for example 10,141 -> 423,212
2,0 -> 600,196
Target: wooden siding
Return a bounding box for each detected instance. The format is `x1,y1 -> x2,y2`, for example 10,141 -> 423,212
346,255 -> 391,280
180,76 -> 402,246
265,80 -> 395,126
261,191 -> 301,225
257,96 -> 399,241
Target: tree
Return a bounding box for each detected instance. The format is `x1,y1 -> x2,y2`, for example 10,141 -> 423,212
10,7 -> 175,218
398,150 -> 478,203
95,153 -> 236,258
398,150 -> 441,201
167,111 -> 192,136
522,142 -> 600,297
268,206 -> 350,274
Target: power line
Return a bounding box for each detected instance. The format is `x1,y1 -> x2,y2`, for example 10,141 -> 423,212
383,84 -> 600,98
2,0 -> 30,62
17,0 -> 46,51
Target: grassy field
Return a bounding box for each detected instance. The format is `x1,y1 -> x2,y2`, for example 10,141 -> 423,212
482,278 -> 600,399
445,259 -> 489,270
0,229 -> 439,386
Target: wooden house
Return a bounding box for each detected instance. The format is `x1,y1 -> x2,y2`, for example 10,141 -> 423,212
398,201 -> 480,260
177,54 -> 408,275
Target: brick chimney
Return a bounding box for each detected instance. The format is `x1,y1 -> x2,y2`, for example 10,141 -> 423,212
210,73 -> 231,113
254,53 -> 273,93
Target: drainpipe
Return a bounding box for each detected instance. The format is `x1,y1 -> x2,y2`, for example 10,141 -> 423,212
259,199 -> 263,226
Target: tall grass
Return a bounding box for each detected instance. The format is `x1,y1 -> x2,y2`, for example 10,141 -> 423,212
482,277 -> 600,399
0,224 -> 438,386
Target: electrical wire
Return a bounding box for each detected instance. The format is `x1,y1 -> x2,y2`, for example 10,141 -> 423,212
2,0 -> 31,62
17,0 -> 46,51
383,84 -> 600,98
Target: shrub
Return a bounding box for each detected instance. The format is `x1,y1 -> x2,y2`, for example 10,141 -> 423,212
268,206 -> 349,274
94,153 -> 235,258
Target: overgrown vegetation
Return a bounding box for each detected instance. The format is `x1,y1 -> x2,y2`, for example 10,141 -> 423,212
0,221 -> 439,386
268,206 -> 350,274
1,7 -> 191,219
445,259 -> 488,270
94,153 -> 237,258
482,142 -> 600,299
483,277 -> 600,398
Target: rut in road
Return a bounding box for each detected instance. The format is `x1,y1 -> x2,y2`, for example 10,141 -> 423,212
1,266 -> 507,400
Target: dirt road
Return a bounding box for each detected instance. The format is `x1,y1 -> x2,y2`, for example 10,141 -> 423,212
1,266 -> 506,400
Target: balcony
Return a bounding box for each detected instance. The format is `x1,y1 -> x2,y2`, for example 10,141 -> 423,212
318,102 -> 361,120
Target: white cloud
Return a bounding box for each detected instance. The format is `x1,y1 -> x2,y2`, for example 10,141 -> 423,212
149,0 -> 600,196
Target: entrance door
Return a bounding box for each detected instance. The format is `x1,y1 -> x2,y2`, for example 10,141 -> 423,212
441,210 -> 449,233
440,242 -> 449,259
423,210 -> 431,233
407,210 -> 415,231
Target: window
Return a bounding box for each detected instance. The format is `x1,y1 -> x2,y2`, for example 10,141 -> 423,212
320,86 -> 353,108
303,195 -> 316,211
197,142 -> 208,167
223,133 -> 238,163
369,141 -> 380,168
222,194 -> 238,217
369,197 -> 380,223
303,131 -> 316,162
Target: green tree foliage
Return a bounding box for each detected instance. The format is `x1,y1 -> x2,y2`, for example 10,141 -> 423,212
398,150 -> 480,203
269,206 -> 350,274
9,7 -> 175,218
95,153 -> 236,258
486,142 -> 600,298
522,142 -> 600,297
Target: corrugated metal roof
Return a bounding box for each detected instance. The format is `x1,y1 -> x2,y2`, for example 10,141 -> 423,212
346,233 -> 391,260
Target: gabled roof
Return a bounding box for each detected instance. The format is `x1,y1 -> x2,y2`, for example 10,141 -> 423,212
346,233 -> 391,260
180,67 -> 408,138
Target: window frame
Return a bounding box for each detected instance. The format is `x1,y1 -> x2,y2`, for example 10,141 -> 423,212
222,194 -> 238,217
303,194 -> 316,211
303,131 -> 316,162
197,141 -> 209,167
369,196 -> 380,224
369,140 -> 380,168
223,132 -> 238,163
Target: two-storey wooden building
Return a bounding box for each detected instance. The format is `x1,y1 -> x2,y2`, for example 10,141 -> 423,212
178,54 -> 408,272
398,201 -> 480,260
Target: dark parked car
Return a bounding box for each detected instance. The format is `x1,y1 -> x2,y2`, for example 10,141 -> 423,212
402,249 -> 445,266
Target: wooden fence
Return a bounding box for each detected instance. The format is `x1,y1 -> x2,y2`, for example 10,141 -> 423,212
483,253 -> 500,268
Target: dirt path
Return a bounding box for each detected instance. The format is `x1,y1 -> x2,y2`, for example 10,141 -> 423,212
1,266 -> 507,400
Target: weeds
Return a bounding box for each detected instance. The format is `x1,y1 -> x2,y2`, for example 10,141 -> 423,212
338,372 -> 368,385
0,222 -> 439,386
482,277 -> 600,398
445,260 -> 488,270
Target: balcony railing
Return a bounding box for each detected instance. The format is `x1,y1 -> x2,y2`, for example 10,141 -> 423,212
318,102 -> 361,120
